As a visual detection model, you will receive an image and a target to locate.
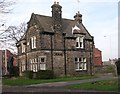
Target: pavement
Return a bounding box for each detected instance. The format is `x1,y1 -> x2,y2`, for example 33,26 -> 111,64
2,75 -> 120,94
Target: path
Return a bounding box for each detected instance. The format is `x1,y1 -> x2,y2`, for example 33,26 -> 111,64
2,75 -> 119,94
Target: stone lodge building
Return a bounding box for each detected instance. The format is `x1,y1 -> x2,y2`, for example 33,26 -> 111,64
17,2 -> 94,76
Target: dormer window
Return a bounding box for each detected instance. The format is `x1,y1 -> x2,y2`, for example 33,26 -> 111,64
31,36 -> 36,49
76,36 -> 84,48
72,25 -> 80,34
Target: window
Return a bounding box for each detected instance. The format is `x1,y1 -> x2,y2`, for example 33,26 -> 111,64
33,58 -> 38,72
29,57 -> 46,72
38,56 -> 46,63
22,44 -> 25,53
38,56 -> 46,70
41,58 -> 45,63
40,64 -> 46,70
75,57 -> 87,71
33,64 -> 37,72
75,58 -> 78,62
31,36 -> 36,49
22,65 -> 25,72
30,64 -> 33,71
76,36 -> 84,48
21,61 -> 26,72
76,37 -> 79,48
75,58 -> 81,62
29,58 -> 38,72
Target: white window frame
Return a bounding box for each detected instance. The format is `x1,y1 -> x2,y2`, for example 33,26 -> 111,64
21,61 -> 26,72
75,57 -> 87,71
33,64 -> 38,72
30,59 -> 33,71
38,56 -> 46,63
76,36 -> 84,48
40,64 -> 46,70
22,65 -> 25,72
80,36 -> 84,48
30,64 -> 33,71
22,44 -> 26,53
33,58 -> 38,72
38,56 -> 46,70
31,36 -> 36,49
29,58 -> 38,72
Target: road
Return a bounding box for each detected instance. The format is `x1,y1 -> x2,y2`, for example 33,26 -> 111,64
2,75 -> 120,94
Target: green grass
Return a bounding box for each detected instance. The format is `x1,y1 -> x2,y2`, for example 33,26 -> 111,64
2,76 -> 96,86
66,78 -> 119,91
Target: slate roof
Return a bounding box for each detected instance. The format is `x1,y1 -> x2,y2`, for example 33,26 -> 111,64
30,13 -> 93,40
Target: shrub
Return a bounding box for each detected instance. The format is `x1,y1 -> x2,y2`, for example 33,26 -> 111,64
36,70 -> 55,79
23,70 -> 33,79
13,66 -> 19,77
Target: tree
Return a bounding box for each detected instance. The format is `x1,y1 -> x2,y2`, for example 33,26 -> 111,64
0,0 -> 15,52
0,0 -> 15,24
0,22 -> 27,53
4,23 -> 27,42
0,0 -> 15,14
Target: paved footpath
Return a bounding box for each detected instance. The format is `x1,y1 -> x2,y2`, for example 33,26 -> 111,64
2,75 -> 120,94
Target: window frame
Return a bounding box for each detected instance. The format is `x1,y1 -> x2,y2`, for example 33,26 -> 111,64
39,63 -> 46,70
75,57 -> 87,71
22,43 -> 26,53
76,36 -> 84,49
29,58 -> 38,72
31,36 -> 36,49
21,60 -> 26,72
38,56 -> 46,70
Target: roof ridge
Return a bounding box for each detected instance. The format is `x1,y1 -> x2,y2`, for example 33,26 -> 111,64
34,13 -> 52,18
34,13 -> 74,22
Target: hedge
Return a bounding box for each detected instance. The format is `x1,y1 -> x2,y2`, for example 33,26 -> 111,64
36,70 -> 55,79
23,70 -> 33,79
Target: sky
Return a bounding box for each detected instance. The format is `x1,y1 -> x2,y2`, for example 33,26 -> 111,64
0,0 -> 119,61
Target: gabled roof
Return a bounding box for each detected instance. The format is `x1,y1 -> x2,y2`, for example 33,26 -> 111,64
35,14 -> 53,32
27,13 -> 93,40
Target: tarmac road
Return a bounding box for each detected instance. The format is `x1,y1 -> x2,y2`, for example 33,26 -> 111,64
2,75 -> 120,94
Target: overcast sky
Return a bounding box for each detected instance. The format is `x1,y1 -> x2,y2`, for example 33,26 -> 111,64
0,0 -> 119,61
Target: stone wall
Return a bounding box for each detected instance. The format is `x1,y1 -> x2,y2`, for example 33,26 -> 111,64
18,55 -> 26,76
54,33 -> 64,50
17,20 -> 94,77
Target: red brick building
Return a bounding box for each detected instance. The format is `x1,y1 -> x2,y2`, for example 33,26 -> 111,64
0,49 -> 17,75
94,48 -> 102,66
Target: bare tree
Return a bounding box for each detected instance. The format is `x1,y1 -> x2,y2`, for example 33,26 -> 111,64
6,23 -> 27,42
0,0 -> 15,14
0,0 -> 15,28
0,23 -> 27,53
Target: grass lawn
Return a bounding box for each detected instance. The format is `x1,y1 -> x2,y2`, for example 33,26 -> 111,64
2,76 -> 96,86
66,78 -> 119,91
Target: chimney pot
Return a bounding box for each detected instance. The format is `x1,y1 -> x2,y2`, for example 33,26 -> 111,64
54,1 -> 56,4
57,2 -> 59,4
